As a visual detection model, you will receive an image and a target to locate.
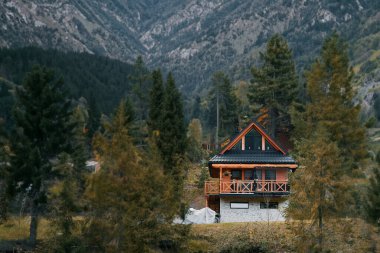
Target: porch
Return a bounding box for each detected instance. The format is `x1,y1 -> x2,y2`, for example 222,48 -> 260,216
204,179 -> 290,195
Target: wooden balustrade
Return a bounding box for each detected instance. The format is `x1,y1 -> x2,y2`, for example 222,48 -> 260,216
204,180 -> 220,195
205,180 -> 289,195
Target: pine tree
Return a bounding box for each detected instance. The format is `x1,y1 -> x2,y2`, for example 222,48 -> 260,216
208,71 -> 238,147
148,69 -> 164,135
287,126 -> 350,251
186,118 -> 203,162
248,34 -> 298,136
288,34 -> 368,251
366,152 -> 380,226
85,100 -> 185,252
158,73 -> 187,197
47,153 -> 84,252
0,119 -> 10,222
301,33 -> 367,175
9,66 -> 78,245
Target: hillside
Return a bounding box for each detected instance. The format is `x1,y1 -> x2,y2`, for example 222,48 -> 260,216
0,47 -> 135,127
1,1 -> 379,93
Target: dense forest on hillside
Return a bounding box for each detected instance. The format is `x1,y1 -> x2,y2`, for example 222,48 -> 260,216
0,34 -> 380,252
0,47 -> 136,129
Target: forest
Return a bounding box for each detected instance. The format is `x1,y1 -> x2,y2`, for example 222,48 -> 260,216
0,33 -> 379,252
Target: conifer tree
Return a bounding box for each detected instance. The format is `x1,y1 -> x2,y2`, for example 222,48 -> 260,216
85,100 -> 183,252
366,152 -> 380,226
248,34 -> 298,136
186,118 -> 203,162
128,56 -> 151,144
298,33 -> 366,174
158,73 -> 187,197
148,69 -> 164,135
47,153 -> 84,252
288,34 -> 368,251
9,66 -> 78,245
0,119 -> 9,222
208,71 -> 238,147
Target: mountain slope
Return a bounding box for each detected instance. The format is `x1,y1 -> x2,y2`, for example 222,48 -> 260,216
0,0 -> 379,115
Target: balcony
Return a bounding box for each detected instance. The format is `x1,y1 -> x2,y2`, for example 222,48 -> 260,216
204,180 -> 289,195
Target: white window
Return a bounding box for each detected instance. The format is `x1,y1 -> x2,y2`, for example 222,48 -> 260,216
230,202 -> 249,209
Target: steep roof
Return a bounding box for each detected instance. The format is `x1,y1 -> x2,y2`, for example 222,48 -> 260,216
209,120 -> 296,166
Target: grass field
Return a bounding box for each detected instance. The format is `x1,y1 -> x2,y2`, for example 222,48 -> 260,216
1,217 -> 379,252
0,216 -> 50,241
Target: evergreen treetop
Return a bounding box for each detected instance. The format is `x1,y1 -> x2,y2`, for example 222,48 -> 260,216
249,34 -> 298,136
148,69 -> 164,135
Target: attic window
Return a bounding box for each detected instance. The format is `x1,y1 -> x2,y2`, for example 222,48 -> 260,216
245,128 -> 261,150
265,140 -> 275,151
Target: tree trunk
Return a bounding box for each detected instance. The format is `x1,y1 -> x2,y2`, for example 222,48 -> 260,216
216,88 -> 220,150
29,200 -> 39,246
318,205 -> 323,252
270,108 -> 276,138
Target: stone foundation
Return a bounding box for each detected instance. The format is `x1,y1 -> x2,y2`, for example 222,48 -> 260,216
219,197 -> 288,222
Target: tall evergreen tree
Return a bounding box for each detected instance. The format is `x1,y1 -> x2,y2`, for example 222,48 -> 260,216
9,66 -> 78,245
248,34 -> 298,136
297,33 -> 366,174
158,73 -> 187,195
288,34 -> 368,251
86,100 -> 184,252
366,152 -> 380,226
148,69 -> 164,135
0,119 -> 9,222
208,71 -> 238,147
128,56 -> 151,145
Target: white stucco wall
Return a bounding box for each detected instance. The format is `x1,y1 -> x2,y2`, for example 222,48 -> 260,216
219,197 -> 288,223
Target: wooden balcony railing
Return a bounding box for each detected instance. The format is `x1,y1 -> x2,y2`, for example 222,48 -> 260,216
204,180 -> 289,195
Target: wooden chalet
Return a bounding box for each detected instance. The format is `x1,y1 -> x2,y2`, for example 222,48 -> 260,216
205,120 -> 297,222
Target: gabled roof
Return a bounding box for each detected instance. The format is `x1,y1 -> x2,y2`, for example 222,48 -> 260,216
210,151 -> 296,164
220,120 -> 286,155
209,120 -> 296,166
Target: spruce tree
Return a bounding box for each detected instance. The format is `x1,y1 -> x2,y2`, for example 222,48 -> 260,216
158,73 -> 187,195
248,34 -> 298,136
0,119 -> 9,222
148,69 -> 164,135
366,152 -> 380,226
208,71 -> 238,147
9,66 -> 78,245
288,34 -> 368,251
86,100 -> 183,252
301,33 -> 366,174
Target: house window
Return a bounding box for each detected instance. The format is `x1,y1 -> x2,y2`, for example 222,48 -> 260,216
260,202 -> 278,209
230,202 -> 249,209
265,140 -> 275,151
231,170 -> 242,180
245,129 -> 262,150
244,170 -> 254,180
265,169 -> 276,180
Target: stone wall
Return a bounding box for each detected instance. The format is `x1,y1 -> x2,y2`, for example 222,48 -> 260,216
219,197 -> 288,222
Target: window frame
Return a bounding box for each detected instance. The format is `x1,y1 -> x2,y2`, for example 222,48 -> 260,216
230,202 -> 249,209
260,202 -> 279,209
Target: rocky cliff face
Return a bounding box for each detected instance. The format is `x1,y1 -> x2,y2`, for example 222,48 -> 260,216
1,0 -> 379,106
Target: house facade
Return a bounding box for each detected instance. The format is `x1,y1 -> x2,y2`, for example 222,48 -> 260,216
204,121 -> 297,222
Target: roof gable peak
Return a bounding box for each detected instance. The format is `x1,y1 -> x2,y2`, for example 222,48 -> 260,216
220,121 -> 286,155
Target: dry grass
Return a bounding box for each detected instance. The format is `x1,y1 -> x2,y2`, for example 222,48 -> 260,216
0,216 -> 50,241
188,221 -> 294,252
187,220 -> 380,253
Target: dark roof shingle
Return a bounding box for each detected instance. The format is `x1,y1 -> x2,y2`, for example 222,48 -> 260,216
209,151 -> 296,164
